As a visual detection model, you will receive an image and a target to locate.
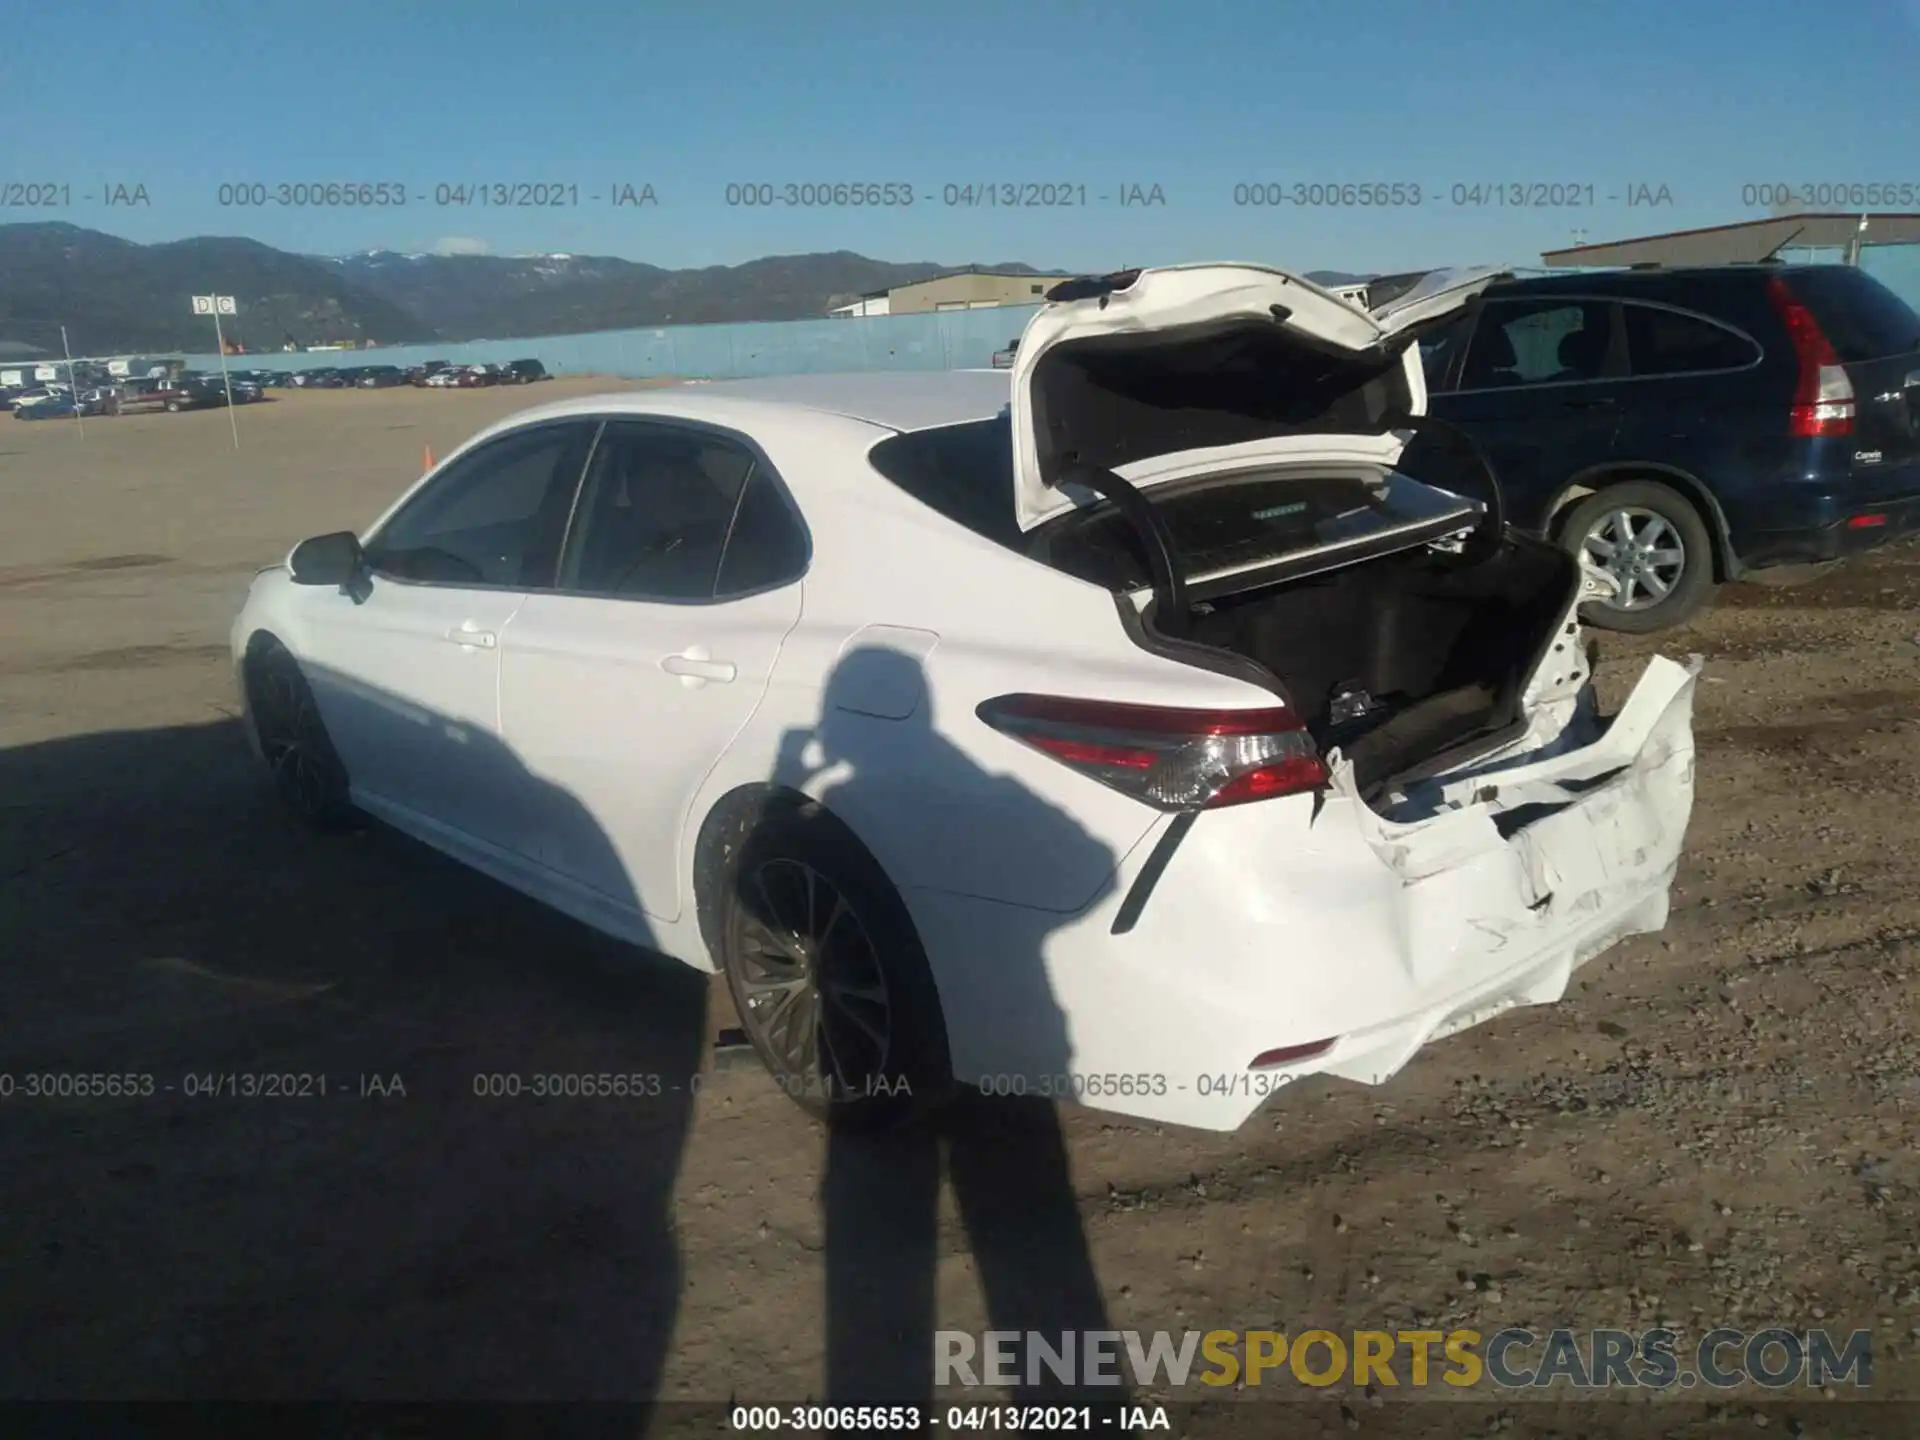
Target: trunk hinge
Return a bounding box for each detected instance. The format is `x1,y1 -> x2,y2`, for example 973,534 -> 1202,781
1060,463 -> 1192,639
1378,410 -> 1508,564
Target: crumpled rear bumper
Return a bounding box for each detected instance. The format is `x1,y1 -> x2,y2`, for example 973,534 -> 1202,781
909,655 -> 1701,1132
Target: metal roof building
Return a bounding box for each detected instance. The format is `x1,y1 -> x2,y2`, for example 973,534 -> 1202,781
1541,212 -> 1920,267
1538,213 -> 1920,309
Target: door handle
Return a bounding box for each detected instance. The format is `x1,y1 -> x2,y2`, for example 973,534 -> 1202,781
1562,397 -> 1618,411
661,651 -> 737,684
446,625 -> 496,649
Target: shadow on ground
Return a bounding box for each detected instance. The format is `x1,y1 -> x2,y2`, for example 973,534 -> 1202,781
1,647 -> 1130,1413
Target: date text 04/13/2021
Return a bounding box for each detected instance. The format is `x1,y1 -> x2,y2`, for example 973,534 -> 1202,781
726,1404 -> 1171,1432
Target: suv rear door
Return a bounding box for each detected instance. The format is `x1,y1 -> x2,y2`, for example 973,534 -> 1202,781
1423,293 -> 1634,531
1609,293 -> 1769,467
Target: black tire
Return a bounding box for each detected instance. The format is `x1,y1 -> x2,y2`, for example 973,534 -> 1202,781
244,640 -> 357,831
718,803 -> 952,1131
1559,480 -> 1717,634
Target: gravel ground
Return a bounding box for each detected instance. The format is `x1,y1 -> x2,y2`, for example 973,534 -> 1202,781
1,385 -> 1916,1436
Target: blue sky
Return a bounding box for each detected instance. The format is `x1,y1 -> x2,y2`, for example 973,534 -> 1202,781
4,0 -> 1918,275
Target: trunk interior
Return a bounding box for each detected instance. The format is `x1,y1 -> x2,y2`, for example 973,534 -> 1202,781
1181,536 -> 1581,796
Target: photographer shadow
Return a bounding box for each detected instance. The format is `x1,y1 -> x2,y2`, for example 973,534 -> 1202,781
765,644 -> 1131,1410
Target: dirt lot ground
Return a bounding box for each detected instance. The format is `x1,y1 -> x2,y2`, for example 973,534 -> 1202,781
2,384 -> 1917,1435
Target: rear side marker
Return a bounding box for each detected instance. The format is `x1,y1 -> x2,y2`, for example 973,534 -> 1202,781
1249,1038 -> 1338,1068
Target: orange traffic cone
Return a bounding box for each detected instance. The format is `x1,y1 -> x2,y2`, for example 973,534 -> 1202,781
423,444 -> 435,473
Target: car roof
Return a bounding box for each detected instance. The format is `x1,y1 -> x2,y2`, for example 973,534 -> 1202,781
1486,263 -> 1826,298
488,370 -> 1015,436
679,370 -> 1012,430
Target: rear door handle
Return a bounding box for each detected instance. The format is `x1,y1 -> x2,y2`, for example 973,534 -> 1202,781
662,650 -> 736,685
1562,397 -> 1618,411
446,625 -> 496,649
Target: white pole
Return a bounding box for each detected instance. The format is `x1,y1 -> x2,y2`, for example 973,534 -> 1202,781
212,306 -> 240,449
60,325 -> 84,440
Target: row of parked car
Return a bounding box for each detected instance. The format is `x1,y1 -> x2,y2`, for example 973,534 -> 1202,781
3,372 -> 262,419
4,357 -> 551,419
279,358 -> 550,390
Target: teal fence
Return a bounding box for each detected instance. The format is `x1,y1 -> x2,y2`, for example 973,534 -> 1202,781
181,305 -> 1043,379
168,244 -> 1920,380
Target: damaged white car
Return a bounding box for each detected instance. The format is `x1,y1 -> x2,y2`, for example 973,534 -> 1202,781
231,262 -> 1698,1132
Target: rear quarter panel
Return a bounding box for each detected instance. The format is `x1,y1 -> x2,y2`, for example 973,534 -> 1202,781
681,430 -> 1283,919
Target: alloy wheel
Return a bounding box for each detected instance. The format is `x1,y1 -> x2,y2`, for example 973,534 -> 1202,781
734,858 -> 892,1100
253,664 -> 338,819
1581,506 -> 1688,611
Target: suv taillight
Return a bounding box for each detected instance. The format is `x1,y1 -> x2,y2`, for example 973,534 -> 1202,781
1767,276 -> 1855,437
977,694 -> 1327,809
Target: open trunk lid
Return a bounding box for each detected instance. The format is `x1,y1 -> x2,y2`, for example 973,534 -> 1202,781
1008,262 -> 1507,533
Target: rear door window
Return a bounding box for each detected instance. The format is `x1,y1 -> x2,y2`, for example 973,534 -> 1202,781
1417,313 -> 1474,392
1622,303 -> 1761,375
1784,268 -> 1920,362
715,470 -> 810,596
557,422 -> 755,601
1458,300 -> 1616,389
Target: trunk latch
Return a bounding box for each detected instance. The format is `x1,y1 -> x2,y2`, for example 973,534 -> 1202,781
1329,682 -> 1383,728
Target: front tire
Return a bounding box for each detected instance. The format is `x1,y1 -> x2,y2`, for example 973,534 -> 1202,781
1561,481 -> 1717,634
718,804 -> 952,1130
244,641 -> 357,830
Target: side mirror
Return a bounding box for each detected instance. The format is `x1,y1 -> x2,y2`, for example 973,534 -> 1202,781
288,531 -> 366,586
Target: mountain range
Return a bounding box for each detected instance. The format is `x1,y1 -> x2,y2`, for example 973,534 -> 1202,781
0,223 -> 1371,356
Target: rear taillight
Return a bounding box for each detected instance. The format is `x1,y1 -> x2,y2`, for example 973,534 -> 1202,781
1767,276 -> 1855,437
977,694 -> 1327,809
1249,1038 -> 1338,1068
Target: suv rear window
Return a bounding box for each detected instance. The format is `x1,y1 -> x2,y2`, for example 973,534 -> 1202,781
1784,268 -> 1920,362
1623,303 -> 1760,375
1036,469 -> 1482,594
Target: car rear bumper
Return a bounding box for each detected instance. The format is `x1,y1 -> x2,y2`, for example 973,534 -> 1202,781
1736,491 -> 1920,567
1731,455 -> 1920,569
907,655 -> 1699,1132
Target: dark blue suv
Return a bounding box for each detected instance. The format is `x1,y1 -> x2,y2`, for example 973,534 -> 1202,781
1413,264 -> 1920,632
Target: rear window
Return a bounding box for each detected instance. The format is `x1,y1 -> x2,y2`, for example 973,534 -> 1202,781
1035,470 -> 1481,593
1785,268 -> 1920,362
1623,303 -> 1760,375
869,416 -> 1024,549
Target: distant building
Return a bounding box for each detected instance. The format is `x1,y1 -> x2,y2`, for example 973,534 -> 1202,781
828,290 -> 891,318
884,268 -> 1059,315
1539,212 -> 1920,308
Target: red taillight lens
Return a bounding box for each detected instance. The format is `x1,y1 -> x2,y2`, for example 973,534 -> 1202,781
1847,512 -> 1888,529
977,694 -> 1328,809
1249,1038 -> 1338,1068
1767,276 -> 1855,437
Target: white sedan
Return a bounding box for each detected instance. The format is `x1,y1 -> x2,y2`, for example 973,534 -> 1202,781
230,263 -> 1699,1132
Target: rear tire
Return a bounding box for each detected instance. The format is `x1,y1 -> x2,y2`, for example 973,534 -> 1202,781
244,641 -> 357,831
718,803 -> 952,1131
1560,481 -> 1717,634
